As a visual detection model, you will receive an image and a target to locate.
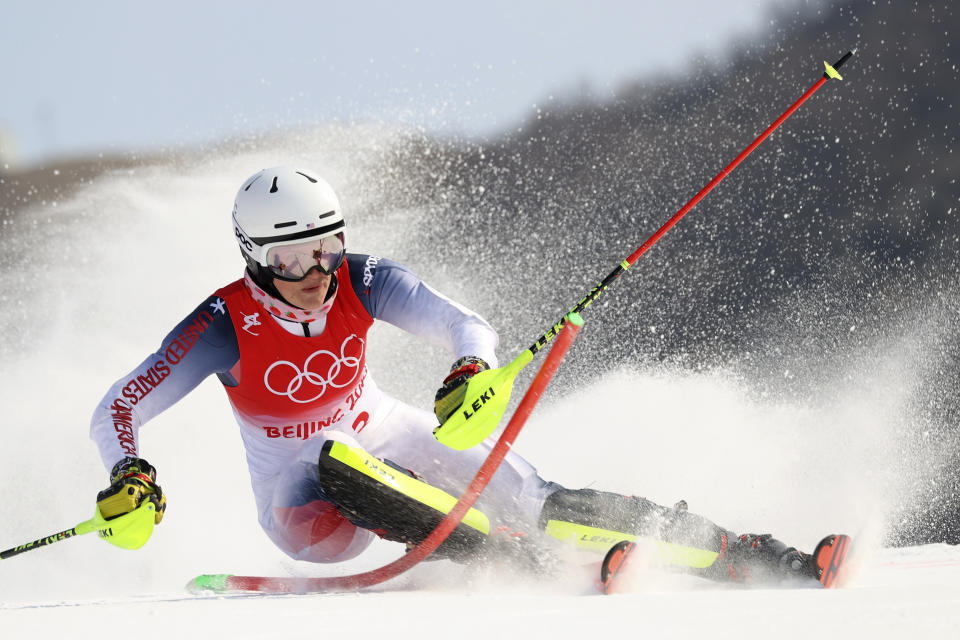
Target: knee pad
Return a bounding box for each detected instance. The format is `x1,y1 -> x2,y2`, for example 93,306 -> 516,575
270,501 -> 375,563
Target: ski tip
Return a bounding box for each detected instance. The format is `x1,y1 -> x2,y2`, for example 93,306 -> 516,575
600,540 -> 636,595
813,534 -> 852,589
187,573 -> 233,594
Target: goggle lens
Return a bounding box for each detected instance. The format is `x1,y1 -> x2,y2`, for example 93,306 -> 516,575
265,232 -> 345,280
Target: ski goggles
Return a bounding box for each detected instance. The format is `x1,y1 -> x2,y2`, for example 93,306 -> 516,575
263,232 -> 346,281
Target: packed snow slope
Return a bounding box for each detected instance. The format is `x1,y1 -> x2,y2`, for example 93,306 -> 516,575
1,130 -> 957,637
5,545 -> 960,639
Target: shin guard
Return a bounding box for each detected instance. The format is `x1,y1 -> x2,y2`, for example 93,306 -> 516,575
316,440 -> 490,560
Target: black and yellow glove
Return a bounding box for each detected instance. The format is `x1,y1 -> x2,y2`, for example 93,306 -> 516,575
434,356 -> 490,424
96,457 -> 166,525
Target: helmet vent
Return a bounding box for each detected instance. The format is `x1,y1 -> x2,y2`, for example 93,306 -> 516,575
269,176 -> 279,193
274,221 -> 297,229
243,175 -> 262,191
296,171 -> 318,183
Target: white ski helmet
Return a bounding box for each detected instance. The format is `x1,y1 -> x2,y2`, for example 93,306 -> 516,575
232,166 -> 346,284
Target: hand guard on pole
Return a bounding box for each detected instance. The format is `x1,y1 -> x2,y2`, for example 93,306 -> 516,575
96,457 -> 167,525
434,356 -> 491,424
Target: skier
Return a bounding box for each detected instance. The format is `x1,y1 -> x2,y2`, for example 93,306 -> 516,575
91,165 -> 824,585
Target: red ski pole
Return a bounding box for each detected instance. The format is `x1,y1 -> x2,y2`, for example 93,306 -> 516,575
433,51 -> 854,452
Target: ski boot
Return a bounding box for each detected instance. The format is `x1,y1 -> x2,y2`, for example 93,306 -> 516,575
718,533 -> 818,585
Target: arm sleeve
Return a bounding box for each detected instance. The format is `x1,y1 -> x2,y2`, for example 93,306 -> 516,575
89,295 -> 240,470
347,254 -> 499,367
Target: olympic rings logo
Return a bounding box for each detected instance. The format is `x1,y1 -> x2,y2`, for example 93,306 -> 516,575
264,335 -> 364,404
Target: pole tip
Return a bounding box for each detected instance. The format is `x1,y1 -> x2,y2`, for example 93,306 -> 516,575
824,50 -> 854,80
188,574 -> 232,593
